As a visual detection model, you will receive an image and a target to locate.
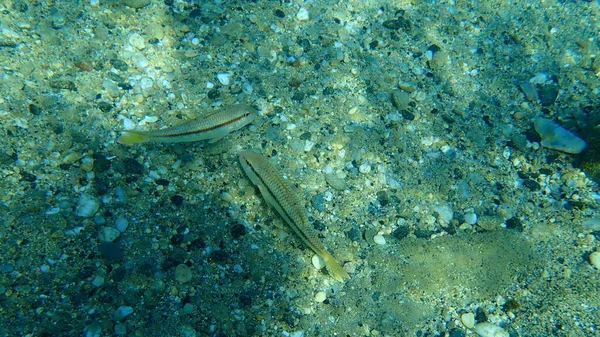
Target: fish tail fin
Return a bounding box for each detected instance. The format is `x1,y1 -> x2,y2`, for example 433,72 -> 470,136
322,253 -> 350,282
117,130 -> 149,145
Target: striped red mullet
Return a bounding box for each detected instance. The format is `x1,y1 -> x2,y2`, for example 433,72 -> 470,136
239,150 -> 350,281
117,104 -> 257,145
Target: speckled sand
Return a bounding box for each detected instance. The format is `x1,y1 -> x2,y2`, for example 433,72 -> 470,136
0,1 -> 599,336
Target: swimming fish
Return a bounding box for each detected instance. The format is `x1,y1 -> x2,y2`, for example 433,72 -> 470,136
239,150 -> 350,281
117,104 -> 257,145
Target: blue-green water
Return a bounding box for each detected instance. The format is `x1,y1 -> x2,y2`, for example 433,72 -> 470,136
0,0 -> 599,336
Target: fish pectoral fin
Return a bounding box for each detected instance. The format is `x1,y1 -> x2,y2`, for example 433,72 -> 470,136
207,128 -> 230,143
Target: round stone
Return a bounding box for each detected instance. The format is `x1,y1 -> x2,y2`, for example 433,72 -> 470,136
175,264 -> 193,283
312,254 -> 325,270
589,251 -> 600,269
373,234 -> 386,245
461,312 -> 475,329
296,7 -> 309,21
314,291 -> 326,303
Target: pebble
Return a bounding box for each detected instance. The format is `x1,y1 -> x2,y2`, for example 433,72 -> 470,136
314,291 -> 326,303
460,312 -> 475,329
131,52 -> 149,69
175,264 -> 193,283
359,162 -> 371,174
311,254 -> 325,270
98,227 -> 121,243
75,194 -> 100,217
534,118 -> 586,154
464,212 -> 478,225
217,72 -> 230,85
325,173 -> 346,190
114,306 -> 134,320
115,217 -> 129,233
129,33 -> 145,50
92,275 -> 104,287
433,203 -> 454,226
589,251 -> 600,269
473,322 -> 508,337
296,7 -> 309,21
373,234 -> 386,245
220,191 -> 233,202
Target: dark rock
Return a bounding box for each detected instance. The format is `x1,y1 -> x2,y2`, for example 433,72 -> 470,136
382,18 -> 410,30
505,217 -> 523,231
230,223 -> 247,238
274,9 -> 285,18
122,158 -> 143,175
522,179 -> 540,191
448,328 -> 465,337
401,110 -> 415,121
208,250 -> 228,262
93,153 -> 111,172
170,195 -> 184,206
376,191 -> 390,207
300,132 -> 311,140
414,229 -> 434,239
98,242 -> 123,260
20,171 -> 36,182
538,84 -> 559,106
311,193 -> 326,212
155,179 -> 169,186
291,91 -> 305,102
170,233 -> 185,245
207,88 -> 220,100
347,227 -> 361,242
189,8 -> 201,18
392,226 -> 409,240
323,86 -> 335,95
29,104 -> 41,115
97,101 -> 113,112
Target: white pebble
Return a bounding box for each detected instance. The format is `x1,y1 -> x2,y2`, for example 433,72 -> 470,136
464,212 -> 478,225
206,81 -> 214,89
311,254 -> 325,270
433,203 -> 454,225
242,82 -> 253,94
233,264 -> 244,273
131,52 -> 149,69
129,33 -> 146,50
373,234 -> 386,245
314,291 -> 326,303
461,312 -> 475,329
140,77 -> 153,90
304,140 -> 315,152
590,251 -> 600,269
474,322 -> 509,337
75,194 -> 100,217
217,72 -> 230,85
296,7 -> 309,21
191,37 -> 200,45
359,162 -> 371,174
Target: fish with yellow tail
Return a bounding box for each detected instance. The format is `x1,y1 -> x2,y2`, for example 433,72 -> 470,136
117,104 -> 257,145
239,150 -> 350,281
